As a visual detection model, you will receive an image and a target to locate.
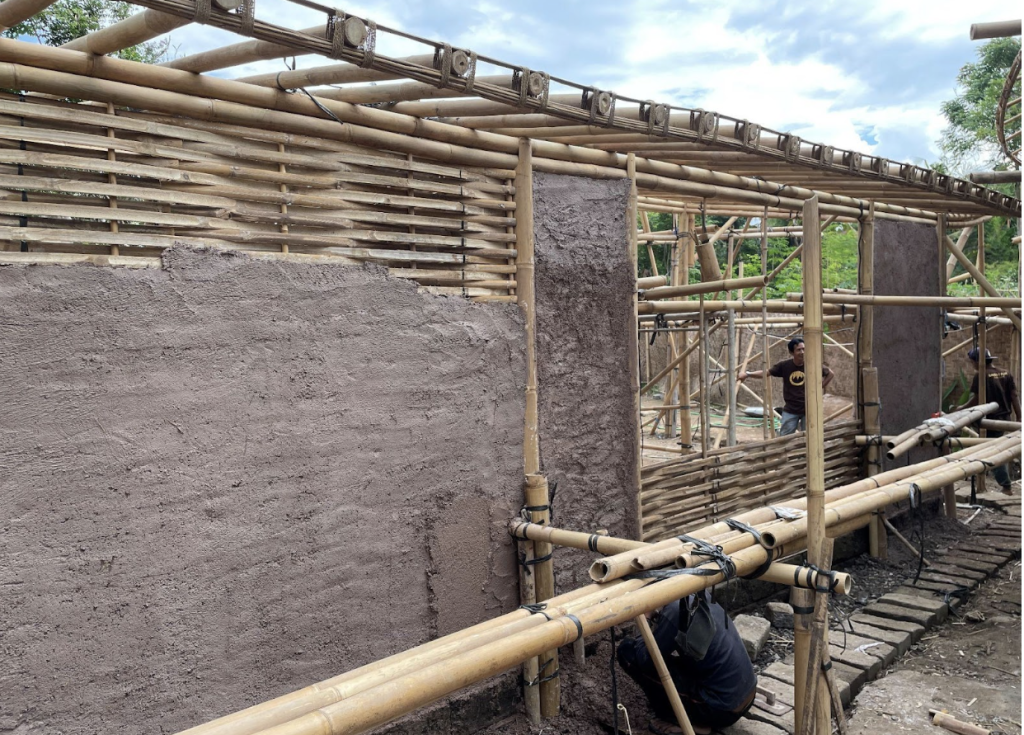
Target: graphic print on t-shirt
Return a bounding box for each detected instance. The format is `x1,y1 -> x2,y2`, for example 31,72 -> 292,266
789,371 -> 805,387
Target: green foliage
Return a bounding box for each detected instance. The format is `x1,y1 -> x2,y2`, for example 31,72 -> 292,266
942,369 -> 971,413
2,0 -> 169,63
939,37 -> 1021,170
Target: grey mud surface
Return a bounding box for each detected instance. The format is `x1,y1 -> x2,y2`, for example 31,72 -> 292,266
0,248 -> 526,734
874,220 -> 942,471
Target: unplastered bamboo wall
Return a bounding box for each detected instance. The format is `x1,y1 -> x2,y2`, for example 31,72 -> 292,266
0,90 -> 517,299
641,420 -> 862,541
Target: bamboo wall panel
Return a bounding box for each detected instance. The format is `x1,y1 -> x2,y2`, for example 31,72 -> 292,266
640,420 -> 862,541
0,90 -> 516,299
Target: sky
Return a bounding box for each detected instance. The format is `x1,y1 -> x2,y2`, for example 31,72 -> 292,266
159,0 -> 1016,171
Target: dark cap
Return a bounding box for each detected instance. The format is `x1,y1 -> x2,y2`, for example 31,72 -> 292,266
967,347 -> 995,363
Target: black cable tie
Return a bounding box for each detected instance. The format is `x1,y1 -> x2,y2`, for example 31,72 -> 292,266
588,534 -> 602,552
523,504 -> 550,513
565,614 -> 584,640
519,603 -> 552,620
822,659 -> 833,672
520,553 -> 553,567
792,604 -> 815,615
724,518 -> 766,547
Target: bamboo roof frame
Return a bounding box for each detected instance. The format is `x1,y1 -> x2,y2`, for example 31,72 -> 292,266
20,0 -> 1017,223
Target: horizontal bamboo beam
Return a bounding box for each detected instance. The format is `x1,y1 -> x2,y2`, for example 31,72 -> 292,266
638,300 -> 852,315
943,232 -> 1022,330
970,20 -> 1022,39
819,293 -> 1021,308
0,0 -> 58,30
641,276 -> 766,299
162,23 -> 328,72
855,435 -> 997,448
61,8 -> 201,55
968,170 -> 1020,185
235,54 -> 437,88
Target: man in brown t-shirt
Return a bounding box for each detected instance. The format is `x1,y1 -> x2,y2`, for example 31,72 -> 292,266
738,337 -> 834,435
959,348 -> 1020,494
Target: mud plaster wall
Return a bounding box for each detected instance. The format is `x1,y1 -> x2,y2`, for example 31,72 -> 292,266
874,220 -> 942,470
533,173 -> 640,592
0,249 -> 525,734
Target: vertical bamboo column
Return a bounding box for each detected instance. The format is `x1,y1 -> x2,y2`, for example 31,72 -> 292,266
699,297 -> 710,458
680,214 -> 693,446
859,203 -> 886,557
278,143 -> 291,254
938,214 -> 956,516
760,208 -> 772,439
105,102 -> 119,256
526,474 -> 559,718
514,138 -> 541,723
976,223 -> 988,496
628,154 -> 643,518
797,195 -> 830,735
727,308 -> 738,446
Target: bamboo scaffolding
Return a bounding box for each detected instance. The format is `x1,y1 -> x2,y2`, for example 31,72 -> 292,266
943,230 -> 1022,330
885,403 -> 1000,460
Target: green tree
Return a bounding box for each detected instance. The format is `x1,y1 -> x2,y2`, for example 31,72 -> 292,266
2,0 -> 170,63
939,37 -> 1021,171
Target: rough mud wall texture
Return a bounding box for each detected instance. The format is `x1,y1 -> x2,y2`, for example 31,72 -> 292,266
874,220 -> 941,470
532,172 -> 639,592
0,248 -> 525,735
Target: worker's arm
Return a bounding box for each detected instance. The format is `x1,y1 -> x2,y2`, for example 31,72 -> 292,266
737,369 -> 764,382
822,367 -> 835,391
957,392 -> 978,411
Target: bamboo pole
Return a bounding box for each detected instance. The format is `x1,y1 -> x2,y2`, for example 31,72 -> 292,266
0,0 -> 57,29
61,8 -> 200,55
680,215 -> 694,445
635,615 -> 697,735
798,195 -> 829,735
857,204 -> 885,558
943,231 -> 1022,330
163,23 -> 329,72
726,308 -> 738,447
977,222 -> 988,496
695,216 -> 735,281
514,138 -> 541,724
699,298 -> 710,458
943,324 -> 1006,357
627,150 -> 645,584
817,294 -> 1020,308
235,55 -> 437,87
881,518 -> 930,566
641,275 -> 766,299
980,418 -> 1021,431
761,208 -> 774,439
856,436 -> 999,448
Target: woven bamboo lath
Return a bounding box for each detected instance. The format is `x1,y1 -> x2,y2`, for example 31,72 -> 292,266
0,90 -> 516,298
640,420 -> 861,540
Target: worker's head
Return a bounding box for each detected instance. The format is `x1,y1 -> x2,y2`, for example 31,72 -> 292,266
788,337 -> 806,365
967,347 -> 995,368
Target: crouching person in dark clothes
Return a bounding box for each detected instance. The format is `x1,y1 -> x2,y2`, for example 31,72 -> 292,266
617,593 -> 756,735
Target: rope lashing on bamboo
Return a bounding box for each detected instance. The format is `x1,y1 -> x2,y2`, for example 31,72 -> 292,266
671,535 -> 737,578
522,655 -> 559,687
192,0 -> 212,24
236,0 -> 254,35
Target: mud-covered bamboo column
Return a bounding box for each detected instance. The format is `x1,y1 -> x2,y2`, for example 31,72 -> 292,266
628,153 -> 643,527
797,195 -> 830,735
859,203 -> 886,557
514,138 -> 543,723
